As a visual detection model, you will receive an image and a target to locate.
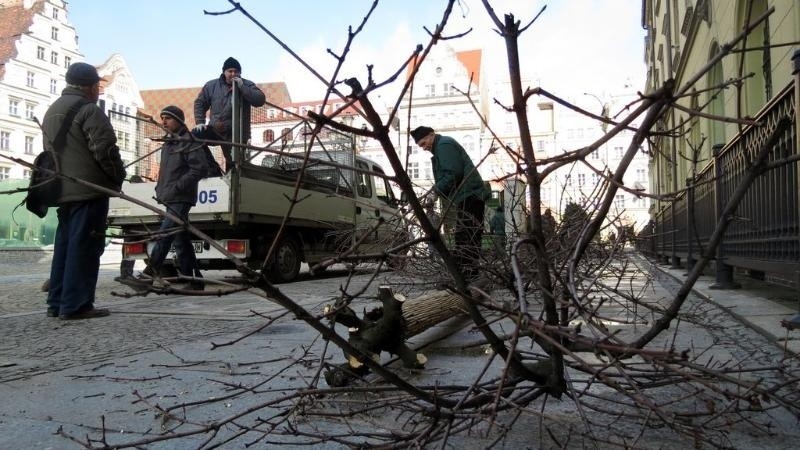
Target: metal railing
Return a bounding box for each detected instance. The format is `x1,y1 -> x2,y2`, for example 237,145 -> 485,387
638,78 -> 798,285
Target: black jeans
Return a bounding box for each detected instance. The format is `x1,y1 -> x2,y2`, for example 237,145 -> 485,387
148,202 -> 202,280
454,196 -> 485,281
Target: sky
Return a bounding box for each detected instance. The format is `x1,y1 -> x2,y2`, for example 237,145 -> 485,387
67,0 -> 646,105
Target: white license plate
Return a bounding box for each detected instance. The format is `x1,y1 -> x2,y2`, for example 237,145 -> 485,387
169,241 -> 203,254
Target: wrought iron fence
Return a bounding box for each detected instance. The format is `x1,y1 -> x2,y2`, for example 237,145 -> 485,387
638,80 -> 798,284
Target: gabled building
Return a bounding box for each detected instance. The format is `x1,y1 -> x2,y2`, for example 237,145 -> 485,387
398,46 -> 487,195
96,53 -> 143,171
0,0 -> 80,180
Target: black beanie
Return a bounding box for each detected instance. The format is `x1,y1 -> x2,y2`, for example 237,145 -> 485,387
222,57 -> 241,72
160,105 -> 185,123
411,126 -> 434,142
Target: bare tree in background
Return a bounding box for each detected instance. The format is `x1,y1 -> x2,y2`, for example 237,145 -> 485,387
4,1 -> 795,448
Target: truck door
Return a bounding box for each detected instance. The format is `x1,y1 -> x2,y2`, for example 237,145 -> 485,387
370,165 -> 405,246
353,160 -> 380,250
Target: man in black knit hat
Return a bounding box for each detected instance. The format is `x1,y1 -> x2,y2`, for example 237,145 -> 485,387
410,125 -> 489,282
193,57 -> 266,172
144,105 -> 210,290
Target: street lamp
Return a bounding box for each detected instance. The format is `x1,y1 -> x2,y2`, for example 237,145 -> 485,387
583,92 -> 610,132
359,124 -> 369,152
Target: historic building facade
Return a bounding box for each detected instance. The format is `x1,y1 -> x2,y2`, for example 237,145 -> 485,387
0,0 -> 80,180
644,0 -> 799,206
96,53 -> 144,171
396,46 -> 488,196
642,0 -> 800,281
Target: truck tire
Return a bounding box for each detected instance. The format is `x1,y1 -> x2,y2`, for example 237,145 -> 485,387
268,236 -> 301,283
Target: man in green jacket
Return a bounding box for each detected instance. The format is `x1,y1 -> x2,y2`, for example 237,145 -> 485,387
43,62 -> 125,320
411,126 -> 489,281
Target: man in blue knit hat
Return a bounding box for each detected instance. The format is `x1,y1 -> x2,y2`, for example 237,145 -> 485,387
44,62 -> 125,319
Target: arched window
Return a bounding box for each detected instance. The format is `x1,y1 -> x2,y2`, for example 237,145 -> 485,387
736,0 -> 771,116
263,129 -> 275,142
281,128 -> 293,142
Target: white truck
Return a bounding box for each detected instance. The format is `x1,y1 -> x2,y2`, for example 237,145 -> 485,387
107,148 -> 406,282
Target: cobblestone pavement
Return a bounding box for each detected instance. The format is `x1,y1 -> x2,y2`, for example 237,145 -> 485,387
0,246 -> 362,382
1,249 -> 799,449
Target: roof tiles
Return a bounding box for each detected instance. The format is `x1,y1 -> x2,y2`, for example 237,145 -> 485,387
0,1 -> 43,80
139,81 -> 292,124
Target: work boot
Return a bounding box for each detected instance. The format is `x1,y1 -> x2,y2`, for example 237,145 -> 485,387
58,308 -> 110,320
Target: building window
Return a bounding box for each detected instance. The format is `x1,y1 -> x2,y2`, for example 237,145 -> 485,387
591,173 -> 600,185
9,100 -> 19,116
565,174 -> 572,186
24,136 -> 34,154
115,131 -> 130,151
64,56 -> 71,69
591,150 -> 600,159
280,128 -> 292,142
636,168 -> 646,182
51,27 -> 59,40
614,146 -> 624,159
0,131 -> 9,150
50,51 -> 58,64
50,79 -> 57,94
407,162 -> 420,179
614,194 -> 625,209
423,161 -> 432,179
424,84 -> 436,97
462,135 -> 475,153
263,129 -> 275,142
37,46 -> 45,60
23,169 -> 31,179
577,173 -> 585,187
0,167 -> 9,180
26,71 -> 35,88
25,104 -> 35,120
52,6 -> 59,19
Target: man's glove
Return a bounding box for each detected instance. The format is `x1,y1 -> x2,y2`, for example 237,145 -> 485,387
232,77 -> 243,88
192,124 -> 207,135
